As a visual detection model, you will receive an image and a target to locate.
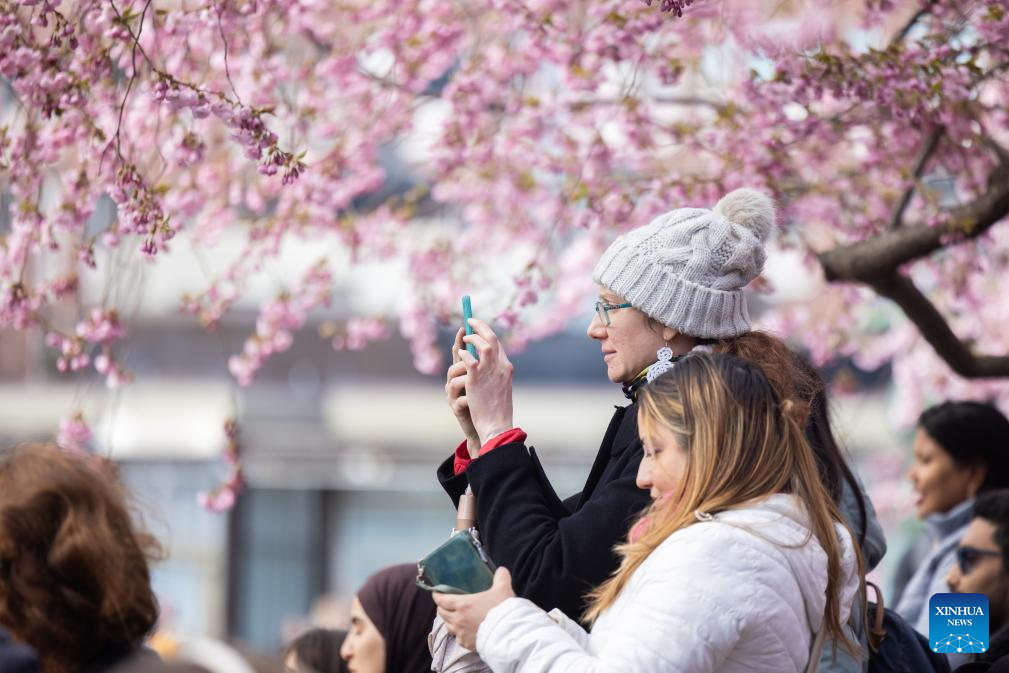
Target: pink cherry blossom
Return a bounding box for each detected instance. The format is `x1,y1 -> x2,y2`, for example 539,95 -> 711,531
57,412 -> 92,453
1,0 -> 1007,452
198,419 -> 243,513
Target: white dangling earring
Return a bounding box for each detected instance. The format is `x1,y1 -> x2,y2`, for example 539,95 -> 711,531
646,343 -> 675,383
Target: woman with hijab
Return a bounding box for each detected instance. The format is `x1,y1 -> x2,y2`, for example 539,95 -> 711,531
339,564 -> 437,673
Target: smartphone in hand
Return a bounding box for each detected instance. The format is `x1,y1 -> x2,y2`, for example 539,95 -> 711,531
416,529 -> 495,594
462,295 -> 478,360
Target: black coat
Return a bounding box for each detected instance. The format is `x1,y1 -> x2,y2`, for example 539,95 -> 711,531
437,402 -> 651,621
956,625 -> 1009,673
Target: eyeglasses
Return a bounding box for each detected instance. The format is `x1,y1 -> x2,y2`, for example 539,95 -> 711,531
594,301 -> 632,327
955,545 -> 1005,575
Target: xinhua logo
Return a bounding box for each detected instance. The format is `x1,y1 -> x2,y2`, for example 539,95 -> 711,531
929,593 -> 989,654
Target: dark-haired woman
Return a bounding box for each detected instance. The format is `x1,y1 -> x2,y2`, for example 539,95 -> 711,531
897,401 -> 1009,634
339,564 -> 436,673
0,443 -> 161,673
284,629 -> 348,673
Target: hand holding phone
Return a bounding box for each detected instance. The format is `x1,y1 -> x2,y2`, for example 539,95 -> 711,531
416,529 -> 496,594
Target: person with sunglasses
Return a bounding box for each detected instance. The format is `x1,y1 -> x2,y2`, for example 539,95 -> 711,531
948,490 -> 1009,673
438,185 -> 886,661
897,401 -> 1009,639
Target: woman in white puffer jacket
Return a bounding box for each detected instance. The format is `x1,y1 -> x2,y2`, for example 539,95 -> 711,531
434,353 -> 864,673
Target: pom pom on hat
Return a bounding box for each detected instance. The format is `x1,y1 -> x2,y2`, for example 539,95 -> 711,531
714,188 -> 776,243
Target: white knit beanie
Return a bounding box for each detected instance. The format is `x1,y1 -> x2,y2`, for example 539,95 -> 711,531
592,188 -> 775,339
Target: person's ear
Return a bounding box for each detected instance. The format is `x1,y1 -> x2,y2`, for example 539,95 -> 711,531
661,326 -> 679,342
966,464 -> 988,498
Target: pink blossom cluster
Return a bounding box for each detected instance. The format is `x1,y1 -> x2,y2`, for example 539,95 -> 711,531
228,263 -> 333,385
0,282 -> 41,330
57,412 -> 92,453
331,317 -> 391,352
642,0 -> 696,17
198,419 -> 243,513
152,74 -> 305,184
76,307 -> 127,344
44,308 -> 131,386
361,0 -> 465,94
0,4 -> 82,119
399,300 -> 443,375
46,331 -> 90,372
108,163 -> 174,256
173,131 -> 207,167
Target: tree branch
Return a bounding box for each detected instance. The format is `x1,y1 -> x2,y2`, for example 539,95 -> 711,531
890,0 -> 938,47
983,136 -> 1009,164
819,167 -> 1009,280
214,1 -> 242,104
818,162 -> 1009,378
651,95 -> 725,110
890,125 -> 944,229
572,95 -> 726,112
868,272 -> 1009,378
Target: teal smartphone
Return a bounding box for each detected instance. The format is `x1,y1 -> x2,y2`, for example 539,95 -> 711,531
462,295 -> 478,360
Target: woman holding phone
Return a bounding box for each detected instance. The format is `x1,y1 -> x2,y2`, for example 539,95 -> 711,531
439,188 -> 885,630
435,353 -> 863,673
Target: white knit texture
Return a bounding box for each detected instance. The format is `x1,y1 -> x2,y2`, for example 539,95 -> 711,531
592,189 -> 775,338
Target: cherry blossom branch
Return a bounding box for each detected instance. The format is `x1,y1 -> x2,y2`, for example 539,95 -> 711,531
983,137 -> 1009,164
890,125 -> 944,229
106,0 -> 154,163
890,0 -> 938,46
868,272 -> 1009,378
819,164 -> 1009,278
106,0 -> 153,62
581,95 -> 725,111
213,0 -> 241,104
652,95 -> 724,110
198,418 -> 243,512
819,162 -> 1009,377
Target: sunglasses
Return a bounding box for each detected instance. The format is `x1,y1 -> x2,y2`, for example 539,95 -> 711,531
956,545 -> 1005,575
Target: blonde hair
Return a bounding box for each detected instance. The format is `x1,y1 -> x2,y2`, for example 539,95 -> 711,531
584,353 -> 863,656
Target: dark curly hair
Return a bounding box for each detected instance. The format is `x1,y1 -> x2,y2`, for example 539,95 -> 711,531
0,443 -> 161,673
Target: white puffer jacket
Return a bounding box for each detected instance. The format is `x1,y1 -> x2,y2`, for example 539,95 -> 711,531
476,494 -> 860,673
